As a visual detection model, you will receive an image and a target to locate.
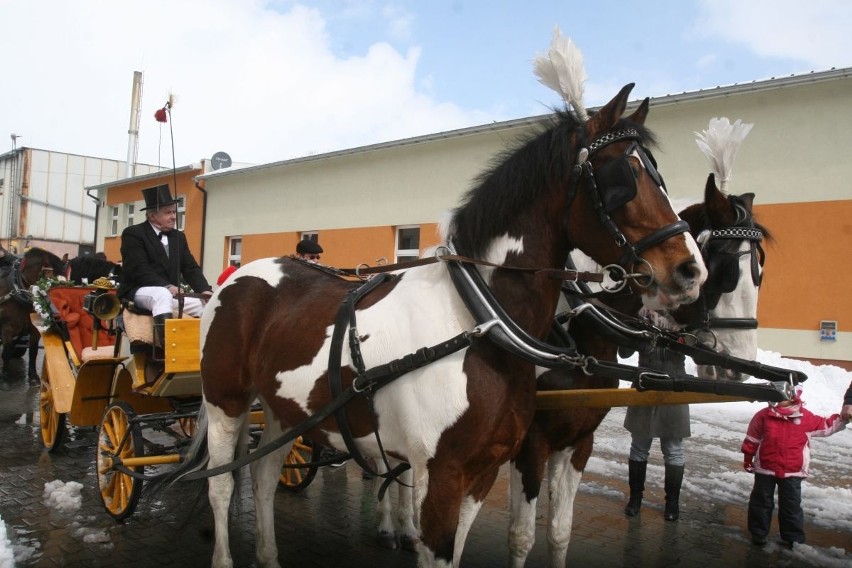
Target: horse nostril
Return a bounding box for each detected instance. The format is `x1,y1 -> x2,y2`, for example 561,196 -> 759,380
675,259 -> 703,289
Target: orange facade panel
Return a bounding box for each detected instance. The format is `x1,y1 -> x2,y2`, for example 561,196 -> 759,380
755,200 -> 852,331
106,170 -> 204,262
233,223 -> 442,271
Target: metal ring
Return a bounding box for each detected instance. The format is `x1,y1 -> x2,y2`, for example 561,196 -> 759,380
627,258 -> 655,288
601,264 -> 628,293
434,245 -> 452,261
355,263 -> 369,278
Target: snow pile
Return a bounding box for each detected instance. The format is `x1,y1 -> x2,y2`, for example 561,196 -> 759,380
43,480 -> 84,514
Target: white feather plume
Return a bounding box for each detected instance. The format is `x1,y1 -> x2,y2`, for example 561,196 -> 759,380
533,27 -> 588,121
694,117 -> 753,192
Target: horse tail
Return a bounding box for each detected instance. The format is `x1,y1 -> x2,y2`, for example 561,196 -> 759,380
173,401 -> 210,482
145,401 -> 210,494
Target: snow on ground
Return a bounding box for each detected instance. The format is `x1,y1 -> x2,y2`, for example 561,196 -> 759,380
583,348 -> 852,567
0,514 -> 14,568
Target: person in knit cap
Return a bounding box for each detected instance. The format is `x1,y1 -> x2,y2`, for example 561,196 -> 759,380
295,239 -> 323,263
741,384 -> 847,548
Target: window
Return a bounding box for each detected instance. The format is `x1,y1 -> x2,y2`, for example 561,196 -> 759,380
300,232 -> 318,243
126,203 -> 135,228
110,206 -> 120,236
395,226 -> 420,262
176,196 -> 186,231
228,237 -> 242,267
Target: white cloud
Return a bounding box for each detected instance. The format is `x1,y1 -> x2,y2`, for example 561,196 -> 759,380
696,0 -> 852,68
0,1 -> 488,167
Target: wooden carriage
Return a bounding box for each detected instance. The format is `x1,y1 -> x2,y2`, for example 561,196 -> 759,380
34,284 -> 318,520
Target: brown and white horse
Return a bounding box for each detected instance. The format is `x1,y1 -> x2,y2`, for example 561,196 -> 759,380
168,83 -> 706,568
506,177 -> 768,567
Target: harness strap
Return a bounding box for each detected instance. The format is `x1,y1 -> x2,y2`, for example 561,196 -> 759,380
336,253 -> 604,283
618,220 -> 690,266
447,254 -> 584,368
583,359 -> 791,402
563,295 -> 806,386
178,386 -> 361,481
329,274 -> 393,478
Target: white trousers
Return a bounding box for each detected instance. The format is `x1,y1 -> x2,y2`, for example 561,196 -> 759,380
133,286 -> 205,318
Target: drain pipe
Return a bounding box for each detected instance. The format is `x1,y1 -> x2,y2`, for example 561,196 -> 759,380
86,188 -> 101,250
195,178 -> 207,270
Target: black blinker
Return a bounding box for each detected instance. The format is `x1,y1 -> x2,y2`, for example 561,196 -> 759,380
596,157 -> 637,212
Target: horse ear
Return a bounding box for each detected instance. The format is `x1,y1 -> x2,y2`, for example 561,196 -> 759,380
738,192 -> 756,212
625,97 -> 650,125
61,253 -> 69,262
703,173 -> 720,203
587,83 -> 634,138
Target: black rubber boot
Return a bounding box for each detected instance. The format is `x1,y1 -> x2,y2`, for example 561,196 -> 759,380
144,313 -> 172,386
664,464 -> 685,521
624,460 -> 647,516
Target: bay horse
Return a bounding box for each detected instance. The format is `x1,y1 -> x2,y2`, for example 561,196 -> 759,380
506,176 -> 769,567
166,83 -> 707,568
0,247 -> 68,379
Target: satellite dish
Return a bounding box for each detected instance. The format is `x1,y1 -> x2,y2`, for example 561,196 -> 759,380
211,151 -> 232,170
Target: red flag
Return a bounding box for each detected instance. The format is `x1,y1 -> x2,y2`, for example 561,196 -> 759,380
154,107 -> 168,123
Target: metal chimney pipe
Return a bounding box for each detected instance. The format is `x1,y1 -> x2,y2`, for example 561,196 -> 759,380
126,71 -> 143,178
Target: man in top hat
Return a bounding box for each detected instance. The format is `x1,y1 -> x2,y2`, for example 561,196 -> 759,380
295,239 -> 323,263
118,184 -> 212,384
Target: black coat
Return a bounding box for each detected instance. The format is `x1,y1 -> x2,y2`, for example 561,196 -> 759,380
117,222 -> 211,300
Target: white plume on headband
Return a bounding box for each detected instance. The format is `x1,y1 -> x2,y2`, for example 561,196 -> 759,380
533,26 -> 589,121
694,117 -> 753,192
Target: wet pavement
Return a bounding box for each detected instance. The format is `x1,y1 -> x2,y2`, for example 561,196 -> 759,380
0,353 -> 849,567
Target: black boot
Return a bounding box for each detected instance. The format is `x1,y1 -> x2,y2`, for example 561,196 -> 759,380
144,313 -> 172,386
624,460 -> 647,516
664,464 -> 685,521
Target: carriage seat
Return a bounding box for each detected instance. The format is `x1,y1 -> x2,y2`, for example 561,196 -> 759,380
122,305 -> 196,346
47,287 -> 116,363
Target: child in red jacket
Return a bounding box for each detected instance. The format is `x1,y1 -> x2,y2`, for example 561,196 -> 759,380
741,384 -> 847,548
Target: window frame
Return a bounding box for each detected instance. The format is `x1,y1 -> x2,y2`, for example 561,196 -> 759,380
227,236 -> 242,267
395,225 -> 420,263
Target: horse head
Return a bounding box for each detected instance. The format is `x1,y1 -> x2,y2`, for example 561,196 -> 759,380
566,84 -> 706,309
672,176 -> 769,380
19,247 -> 67,287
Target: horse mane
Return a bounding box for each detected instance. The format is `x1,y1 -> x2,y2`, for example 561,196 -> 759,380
449,109 -> 657,258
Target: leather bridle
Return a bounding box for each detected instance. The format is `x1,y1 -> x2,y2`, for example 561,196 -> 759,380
574,128 -> 690,286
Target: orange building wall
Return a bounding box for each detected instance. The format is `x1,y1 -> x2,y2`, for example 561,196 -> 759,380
103,170 -> 205,264
230,222 -> 442,271
755,200 -> 852,332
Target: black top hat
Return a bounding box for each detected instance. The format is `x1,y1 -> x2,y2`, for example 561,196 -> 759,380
141,184 -> 179,211
296,240 -> 323,255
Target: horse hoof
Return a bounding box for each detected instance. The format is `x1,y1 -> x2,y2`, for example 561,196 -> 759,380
400,535 -> 419,553
376,532 -> 398,550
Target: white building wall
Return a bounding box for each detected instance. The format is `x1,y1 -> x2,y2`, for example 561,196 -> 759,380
0,147 -> 163,254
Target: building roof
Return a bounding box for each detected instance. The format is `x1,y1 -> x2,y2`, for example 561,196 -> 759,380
197,66 -> 852,182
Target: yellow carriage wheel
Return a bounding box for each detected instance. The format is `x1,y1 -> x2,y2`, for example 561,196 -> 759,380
97,402 -> 144,521
39,365 -> 66,452
279,436 -> 318,492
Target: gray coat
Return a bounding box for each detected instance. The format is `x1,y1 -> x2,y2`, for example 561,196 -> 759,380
623,346 -> 691,439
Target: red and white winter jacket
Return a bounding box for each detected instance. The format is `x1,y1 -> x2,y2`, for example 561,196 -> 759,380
741,404 -> 846,478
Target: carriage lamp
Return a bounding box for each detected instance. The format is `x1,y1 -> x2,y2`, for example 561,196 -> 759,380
83,286 -> 121,350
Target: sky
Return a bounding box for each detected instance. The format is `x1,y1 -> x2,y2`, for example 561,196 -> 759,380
3,349 -> 849,565
2,0 -> 851,170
